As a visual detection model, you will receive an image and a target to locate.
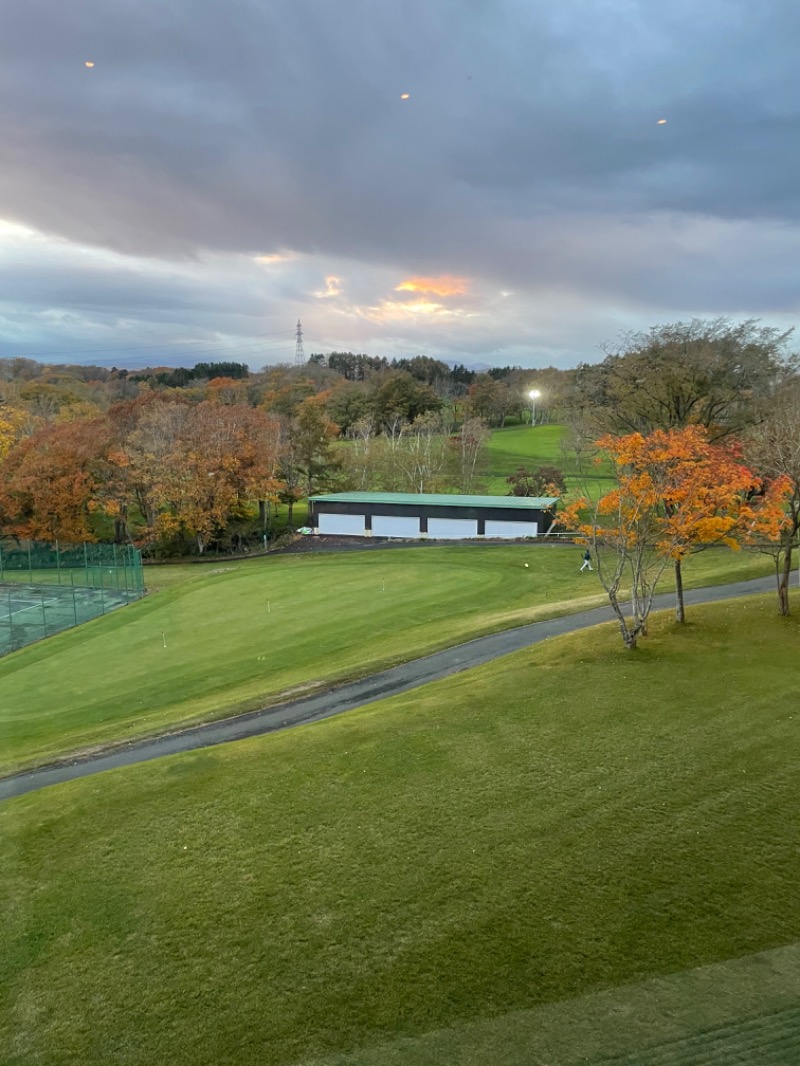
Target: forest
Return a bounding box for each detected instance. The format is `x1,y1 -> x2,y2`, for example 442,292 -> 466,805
0,319 -> 798,576
0,351 -> 570,555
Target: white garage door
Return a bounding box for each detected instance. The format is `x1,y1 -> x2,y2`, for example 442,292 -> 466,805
372,515 -> 420,538
317,512 -> 367,536
484,520 -> 538,538
427,518 -> 479,539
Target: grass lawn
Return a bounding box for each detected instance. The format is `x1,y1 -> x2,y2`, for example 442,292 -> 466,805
487,424 -> 613,498
0,545 -> 773,774
2,596 -> 800,1065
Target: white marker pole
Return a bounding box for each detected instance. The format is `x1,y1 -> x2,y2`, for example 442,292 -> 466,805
267,599 -> 271,614
162,631 -> 166,649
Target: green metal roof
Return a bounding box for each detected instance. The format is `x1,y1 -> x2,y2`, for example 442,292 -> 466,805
309,492 -> 558,510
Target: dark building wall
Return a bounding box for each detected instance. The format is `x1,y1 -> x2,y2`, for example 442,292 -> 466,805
310,499 -> 557,534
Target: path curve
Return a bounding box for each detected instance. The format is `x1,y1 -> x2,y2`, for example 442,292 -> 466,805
0,576 -> 775,802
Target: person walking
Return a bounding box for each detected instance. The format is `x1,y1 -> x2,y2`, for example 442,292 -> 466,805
580,549 -> 593,572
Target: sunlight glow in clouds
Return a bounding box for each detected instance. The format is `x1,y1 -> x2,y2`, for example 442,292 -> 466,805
395,276 -> 470,298
356,299 -> 467,323
313,275 -> 344,298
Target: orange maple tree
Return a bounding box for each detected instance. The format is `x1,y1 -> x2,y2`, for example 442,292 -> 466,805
559,426 -> 791,647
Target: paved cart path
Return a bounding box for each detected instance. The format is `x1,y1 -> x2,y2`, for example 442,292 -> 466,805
0,576 -> 775,801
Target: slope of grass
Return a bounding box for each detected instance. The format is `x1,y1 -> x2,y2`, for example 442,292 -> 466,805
0,545 -> 773,773
2,597 -> 799,1065
487,423 -> 612,497
488,423 -> 572,477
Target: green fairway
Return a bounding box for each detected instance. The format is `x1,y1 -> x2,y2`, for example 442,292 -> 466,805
3,597 -> 799,1065
487,424 -> 612,497
0,545 -> 773,773
488,423 -> 572,475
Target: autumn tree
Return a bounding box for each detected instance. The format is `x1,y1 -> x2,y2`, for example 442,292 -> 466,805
560,456 -> 672,650
205,376 -> 248,405
559,427 -> 782,647
153,403 -> 281,553
746,379 -> 800,615
0,405 -> 32,463
618,427 -> 779,623
117,399 -> 190,543
258,368 -> 317,419
0,418 -> 111,542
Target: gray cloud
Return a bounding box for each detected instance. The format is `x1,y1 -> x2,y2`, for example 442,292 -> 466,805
0,0 -> 799,366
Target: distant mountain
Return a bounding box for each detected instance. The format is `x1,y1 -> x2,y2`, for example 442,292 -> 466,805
442,359 -> 493,372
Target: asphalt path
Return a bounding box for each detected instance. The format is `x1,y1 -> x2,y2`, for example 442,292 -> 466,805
0,576 -> 775,802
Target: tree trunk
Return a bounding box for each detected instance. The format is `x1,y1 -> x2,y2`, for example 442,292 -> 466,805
674,557 -> 685,623
778,543 -> 792,616
287,498 -> 294,528
609,590 -> 638,649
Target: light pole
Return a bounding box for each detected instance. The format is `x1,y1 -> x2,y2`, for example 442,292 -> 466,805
528,389 -> 541,427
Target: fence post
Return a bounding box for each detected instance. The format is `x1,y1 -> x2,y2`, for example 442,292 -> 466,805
84,542 -> 89,587
71,571 -> 79,626
56,539 -> 62,585
41,590 -> 48,637
27,541 -> 33,583
0,544 -> 3,582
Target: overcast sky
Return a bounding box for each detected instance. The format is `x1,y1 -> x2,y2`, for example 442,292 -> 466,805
1,0 -> 798,370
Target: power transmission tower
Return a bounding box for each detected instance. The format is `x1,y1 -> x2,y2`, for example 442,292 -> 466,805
294,319 -> 306,365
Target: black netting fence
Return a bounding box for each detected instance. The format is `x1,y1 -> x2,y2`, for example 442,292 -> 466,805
0,541 -> 145,657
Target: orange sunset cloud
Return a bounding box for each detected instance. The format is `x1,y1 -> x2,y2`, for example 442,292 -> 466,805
395,275 -> 469,298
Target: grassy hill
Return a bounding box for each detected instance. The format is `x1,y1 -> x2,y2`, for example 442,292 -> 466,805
487,423 -> 612,498
0,544 -> 772,773
3,596 -> 799,1065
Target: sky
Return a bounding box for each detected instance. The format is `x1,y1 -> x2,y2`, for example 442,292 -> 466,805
1,0 -> 799,370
